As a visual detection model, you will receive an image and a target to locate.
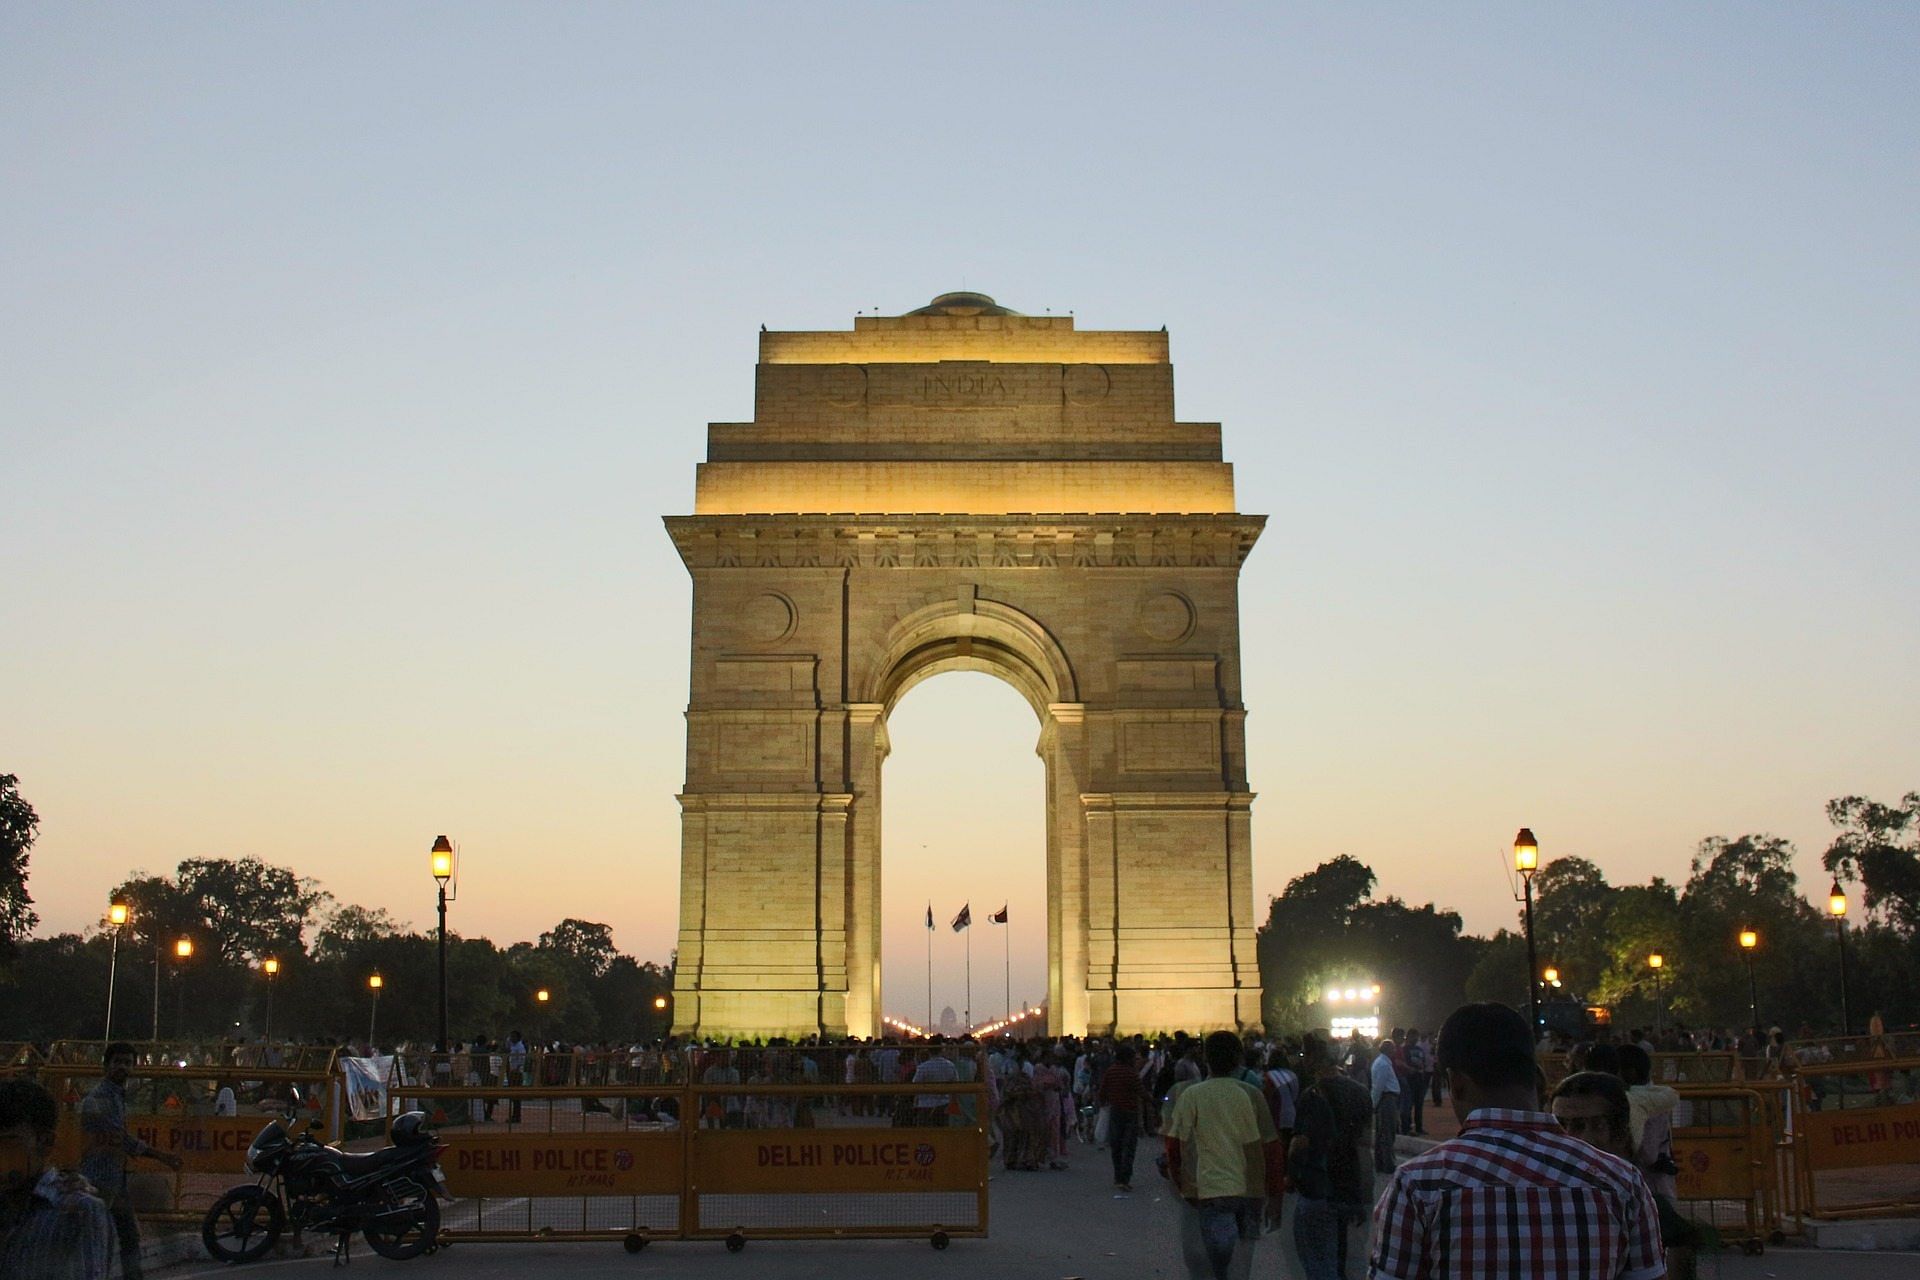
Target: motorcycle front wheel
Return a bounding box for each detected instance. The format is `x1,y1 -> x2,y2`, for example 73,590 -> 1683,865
363,1181 -> 440,1260
202,1186 -> 285,1263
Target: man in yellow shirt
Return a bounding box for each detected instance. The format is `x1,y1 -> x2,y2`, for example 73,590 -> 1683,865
1165,1031 -> 1283,1280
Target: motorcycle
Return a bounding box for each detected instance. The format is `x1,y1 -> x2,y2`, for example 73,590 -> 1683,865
201,1094 -> 450,1265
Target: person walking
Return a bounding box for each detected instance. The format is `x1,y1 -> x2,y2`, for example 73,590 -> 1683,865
1098,1043 -> 1147,1190
1289,1034 -> 1372,1280
1,1078 -> 113,1280
1164,1031 -> 1283,1280
79,1044 -> 183,1280
1369,1036 -> 1401,1173
1370,1002 -> 1666,1280
1401,1030 -> 1430,1136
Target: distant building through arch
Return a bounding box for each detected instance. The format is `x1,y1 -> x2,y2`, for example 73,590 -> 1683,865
666,292 -> 1266,1038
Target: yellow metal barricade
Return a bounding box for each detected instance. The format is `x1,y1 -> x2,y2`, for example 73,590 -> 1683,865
392,1044 -> 989,1251
1791,1054 -> 1920,1219
685,1045 -> 989,1249
1670,1086 -> 1775,1250
44,1040 -> 340,1222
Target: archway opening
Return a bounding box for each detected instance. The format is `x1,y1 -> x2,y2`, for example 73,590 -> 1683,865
880,670 -> 1047,1035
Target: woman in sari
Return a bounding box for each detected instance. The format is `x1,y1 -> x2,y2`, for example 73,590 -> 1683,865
1031,1051 -> 1071,1169
997,1049 -> 1045,1170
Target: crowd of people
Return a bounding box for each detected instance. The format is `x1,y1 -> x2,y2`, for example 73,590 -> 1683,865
7,1009 -> 1915,1279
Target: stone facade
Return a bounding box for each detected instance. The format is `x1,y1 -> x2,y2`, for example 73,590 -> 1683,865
666,292 -> 1264,1038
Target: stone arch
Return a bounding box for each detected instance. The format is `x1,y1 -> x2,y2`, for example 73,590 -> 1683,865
864,595 -> 1079,718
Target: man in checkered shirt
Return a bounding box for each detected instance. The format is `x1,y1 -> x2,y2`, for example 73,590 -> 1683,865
1369,1003 -> 1665,1280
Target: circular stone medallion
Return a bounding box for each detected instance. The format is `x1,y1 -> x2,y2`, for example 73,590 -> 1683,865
742,591 -> 797,645
822,364 -> 868,407
1137,591 -> 1196,644
1063,364 -> 1111,406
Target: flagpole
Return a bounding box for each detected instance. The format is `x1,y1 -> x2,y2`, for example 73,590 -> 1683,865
1004,911 -> 1012,1022
965,924 -> 972,1032
926,902 -> 933,1034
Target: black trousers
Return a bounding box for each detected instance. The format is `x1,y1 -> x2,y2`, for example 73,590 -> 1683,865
1108,1107 -> 1141,1184
102,1184 -> 145,1280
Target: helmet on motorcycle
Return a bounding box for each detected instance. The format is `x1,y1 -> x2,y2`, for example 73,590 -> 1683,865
391,1111 -> 432,1145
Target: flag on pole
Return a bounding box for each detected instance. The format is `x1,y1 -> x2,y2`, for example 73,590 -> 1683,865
990,904 -> 1008,924
925,903 -> 934,930
951,904 -> 971,932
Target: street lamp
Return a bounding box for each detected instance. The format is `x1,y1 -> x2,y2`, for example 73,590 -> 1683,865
1738,929 -> 1759,1029
105,902 -> 130,1039
1647,953 -> 1665,1034
1515,828 -> 1541,1037
367,973 -> 383,1048
262,958 -> 280,1041
653,994 -> 669,1039
1544,966 -> 1561,988
431,836 -> 455,1053
171,937 -> 194,1039
1828,880 -> 1852,1035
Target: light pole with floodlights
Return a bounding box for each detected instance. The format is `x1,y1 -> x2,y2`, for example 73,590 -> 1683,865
1648,953 -> 1665,1034
1738,929 -> 1759,1029
1828,880 -> 1852,1035
171,937 -> 193,1038
431,837 -> 455,1053
262,958 -> 280,1041
1515,829 -> 1541,1037
104,902 -> 129,1039
367,973 -> 383,1048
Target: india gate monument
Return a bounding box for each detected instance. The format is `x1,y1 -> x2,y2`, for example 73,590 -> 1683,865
665,292 -> 1264,1039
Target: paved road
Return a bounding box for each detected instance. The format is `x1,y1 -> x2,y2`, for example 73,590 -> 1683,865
160,1136 -> 1917,1280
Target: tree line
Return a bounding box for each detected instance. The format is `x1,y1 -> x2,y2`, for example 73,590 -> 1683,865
0,775 -> 670,1045
3,775 -> 1915,1042
1258,792 -> 1920,1037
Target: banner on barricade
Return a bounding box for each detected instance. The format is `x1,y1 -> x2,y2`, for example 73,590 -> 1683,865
1801,1101 -> 1920,1171
692,1128 -> 983,1195
341,1056 -> 393,1122
441,1131 -> 683,1197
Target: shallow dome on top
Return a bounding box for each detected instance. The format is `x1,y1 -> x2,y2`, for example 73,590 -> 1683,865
905,291 -> 1021,317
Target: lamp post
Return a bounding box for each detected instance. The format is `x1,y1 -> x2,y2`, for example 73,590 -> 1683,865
172,937 -> 194,1039
1738,929 -> 1759,1029
1829,880 -> 1852,1035
262,958 -> 280,1041
1648,953 -> 1665,1034
535,987 -> 550,1043
105,902 -> 129,1039
431,836 -> 455,1053
367,973 -> 383,1048
1514,828 -> 1540,1038
652,994 -> 669,1041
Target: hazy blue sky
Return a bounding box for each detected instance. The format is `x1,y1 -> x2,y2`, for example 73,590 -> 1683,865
5,5 -> 1915,1021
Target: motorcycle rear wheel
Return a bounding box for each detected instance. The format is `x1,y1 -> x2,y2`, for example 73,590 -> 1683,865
202,1186 -> 285,1263
362,1181 -> 440,1260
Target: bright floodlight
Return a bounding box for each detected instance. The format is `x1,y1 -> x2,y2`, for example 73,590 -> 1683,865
108,902 -> 129,926
1344,988 -> 1358,1001
1544,967 -> 1559,984
1325,986 -> 1342,1003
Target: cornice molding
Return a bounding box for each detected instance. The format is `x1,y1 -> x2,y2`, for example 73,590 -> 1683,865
663,513 -> 1266,570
